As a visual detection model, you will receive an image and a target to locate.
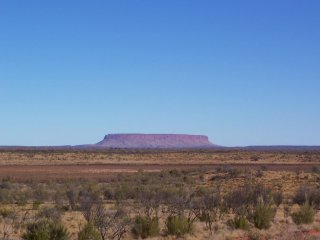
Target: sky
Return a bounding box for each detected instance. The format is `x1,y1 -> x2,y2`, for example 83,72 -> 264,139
0,0 -> 320,146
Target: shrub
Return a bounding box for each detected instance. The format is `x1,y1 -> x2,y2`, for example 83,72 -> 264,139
78,223 -> 101,240
247,230 -> 263,240
114,184 -> 137,201
251,204 -> 275,229
293,186 -> 320,208
33,201 -> 42,210
166,215 -> 191,237
37,206 -> 62,223
227,183 -> 273,217
273,191 -> 283,207
132,216 -> 159,238
49,224 -> 70,240
255,170 -> 264,178
312,166 -> 320,173
108,209 -> 131,240
0,208 -> 14,218
293,186 -> 311,205
22,222 -> 70,240
227,168 -> 242,178
33,186 -> 50,202
169,169 -> 182,177
0,178 -> 13,189
228,216 -> 250,230
292,202 -> 315,225
22,221 -> 49,240
196,190 -> 226,233
90,204 -> 130,240
250,155 -> 260,161
66,188 -> 79,210
0,189 -> 12,203
14,190 -> 29,205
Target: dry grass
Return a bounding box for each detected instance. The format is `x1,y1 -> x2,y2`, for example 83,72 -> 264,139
0,149 -> 320,239
1,169 -> 320,239
0,149 -> 319,165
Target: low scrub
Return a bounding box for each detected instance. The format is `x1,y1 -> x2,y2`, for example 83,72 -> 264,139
22,221 -> 69,240
273,191 -> 283,207
37,206 -> 62,223
293,186 -> 320,207
166,215 -> 192,237
78,223 -> 101,240
292,202 -> 315,225
227,183 -> 273,217
132,216 -> 160,239
228,216 -> 250,230
251,204 -> 275,229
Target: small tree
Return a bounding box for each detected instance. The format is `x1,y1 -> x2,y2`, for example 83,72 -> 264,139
109,209 -> 131,240
93,203 -> 130,240
66,189 -> 78,211
135,188 -> 163,219
92,203 -> 112,240
196,189 -> 226,234
166,190 -> 200,232
80,201 -> 130,240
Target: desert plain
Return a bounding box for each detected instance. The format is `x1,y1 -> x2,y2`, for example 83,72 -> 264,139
0,148 -> 320,240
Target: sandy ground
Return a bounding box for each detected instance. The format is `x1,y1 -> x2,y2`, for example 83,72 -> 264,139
0,149 -> 319,181
0,163 -> 319,181
0,149 -> 319,166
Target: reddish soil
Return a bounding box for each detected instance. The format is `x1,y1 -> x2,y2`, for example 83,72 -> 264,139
0,163 -> 319,182
305,230 -> 320,236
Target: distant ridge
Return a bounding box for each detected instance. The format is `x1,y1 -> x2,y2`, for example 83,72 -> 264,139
95,134 -> 217,149
244,145 -> 320,151
0,134 -> 319,150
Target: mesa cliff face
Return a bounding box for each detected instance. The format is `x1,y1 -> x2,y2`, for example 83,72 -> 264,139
96,134 -> 216,149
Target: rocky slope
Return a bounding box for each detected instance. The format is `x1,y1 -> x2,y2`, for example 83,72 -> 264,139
96,134 -> 216,149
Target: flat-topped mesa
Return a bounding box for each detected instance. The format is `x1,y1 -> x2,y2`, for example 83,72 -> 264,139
96,134 -> 216,149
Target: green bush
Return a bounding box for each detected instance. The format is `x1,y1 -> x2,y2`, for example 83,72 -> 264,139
292,202 -> 315,225
166,215 -> 192,237
228,216 -> 250,230
32,201 -> 42,210
0,208 -> 14,218
78,223 -> 101,240
132,216 -> 159,238
49,224 -> 70,240
22,222 -> 49,240
22,222 -> 70,240
251,204 -> 275,229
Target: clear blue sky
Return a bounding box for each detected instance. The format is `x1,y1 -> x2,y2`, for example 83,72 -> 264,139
1,1 -> 319,146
